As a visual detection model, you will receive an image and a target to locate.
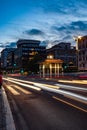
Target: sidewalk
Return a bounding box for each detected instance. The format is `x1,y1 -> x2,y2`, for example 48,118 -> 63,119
0,87 -> 16,130
0,89 -> 6,130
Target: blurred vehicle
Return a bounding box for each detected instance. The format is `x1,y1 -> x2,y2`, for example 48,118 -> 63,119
78,74 -> 87,80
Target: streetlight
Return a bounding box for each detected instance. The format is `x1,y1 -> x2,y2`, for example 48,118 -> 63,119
73,36 -> 82,50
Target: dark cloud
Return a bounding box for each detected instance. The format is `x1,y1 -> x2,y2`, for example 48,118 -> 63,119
24,29 -> 45,36
50,20 -> 87,45
0,45 -> 9,48
9,42 -> 16,47
62,35 -> 72,41
52,21 -> 87,33
70,21 -> 87,30
0,42 -> 16,48
52,26 -> 66,31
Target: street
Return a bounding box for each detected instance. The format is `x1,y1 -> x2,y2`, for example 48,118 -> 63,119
3,77 -> 87,130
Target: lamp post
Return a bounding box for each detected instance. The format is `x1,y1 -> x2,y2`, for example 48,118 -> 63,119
57,64 -> 59,77
39,65 -> 41,78
55,64 -> 56,77
42,64 -> 45,78
50,64 -> 52,78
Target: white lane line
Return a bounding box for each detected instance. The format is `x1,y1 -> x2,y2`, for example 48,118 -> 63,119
6,85 -> 20,95
13,85 -> 32,94
53,96 -> 87,113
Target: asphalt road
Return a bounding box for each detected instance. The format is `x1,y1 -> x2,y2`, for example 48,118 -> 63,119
3,80 -> 87,130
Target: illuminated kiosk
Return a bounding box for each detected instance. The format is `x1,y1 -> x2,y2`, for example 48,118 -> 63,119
39,55 -> 63,78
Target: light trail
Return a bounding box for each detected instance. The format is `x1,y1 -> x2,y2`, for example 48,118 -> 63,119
55,83 -> 87,92
53,96 -> 87,113
5,77 -> 60,89
34,83 -> 87,104
3,78 -> 41,91
6,77 -> 87,91
3,77 -> 87,104
7,77 -> 36,84
58,79 -> 87,85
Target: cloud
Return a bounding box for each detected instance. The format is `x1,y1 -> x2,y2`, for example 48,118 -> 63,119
0,0 -> 87,51
70,21 -> 87,30
24,29 -> 45,36
9,42 -> 16,48
51,20 -> 87,38
49,20 -> 87,46
40,0 -> 87,17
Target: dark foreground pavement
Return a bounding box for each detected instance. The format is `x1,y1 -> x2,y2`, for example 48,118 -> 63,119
0,89 -> 6,130
0,87 -> 16,130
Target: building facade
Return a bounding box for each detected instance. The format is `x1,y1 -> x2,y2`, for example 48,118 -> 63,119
39,55 -> 63,78
6,49 -> 17,72
1,48 -> 16,70
46,42 -> 77,71
76,35 -> 87,71
14,39 -> 46,72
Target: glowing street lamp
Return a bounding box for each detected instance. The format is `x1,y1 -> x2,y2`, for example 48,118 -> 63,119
78,36 -> 82,39
73,36 -> 82,50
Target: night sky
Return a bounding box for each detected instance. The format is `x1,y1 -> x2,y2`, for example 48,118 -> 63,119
0,0 -> 87,51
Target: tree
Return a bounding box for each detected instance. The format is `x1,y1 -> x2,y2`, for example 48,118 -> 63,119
27,53 -> 46,74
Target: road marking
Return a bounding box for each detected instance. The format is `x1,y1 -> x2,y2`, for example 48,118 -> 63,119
13,85 -> 32,94
53,96 -> 87,113
6,85 -> 20,95
34,83 -> 87,104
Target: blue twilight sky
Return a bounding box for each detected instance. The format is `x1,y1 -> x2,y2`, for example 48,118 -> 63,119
0,0 -> 87,51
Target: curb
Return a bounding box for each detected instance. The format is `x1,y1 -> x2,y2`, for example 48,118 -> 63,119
2,87 -> 16,130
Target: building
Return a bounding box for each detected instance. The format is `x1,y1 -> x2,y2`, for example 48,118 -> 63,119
39,55 -> 63,78
76,35 -> 87,71
14,39 -> 46,73
0,57 -> 1,71
1,48 -> 16,70
6,49 -> 17,73
46,42 -> 77,71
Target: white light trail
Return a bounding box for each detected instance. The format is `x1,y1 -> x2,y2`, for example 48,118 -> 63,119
3,77 -> 87,104
34,83 -> 87,104
3,78 -> 41,91
55,83 -> 87,92
58,79 -> 87,85
5,77 -> 59,89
